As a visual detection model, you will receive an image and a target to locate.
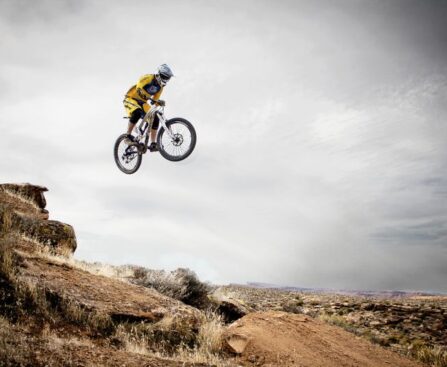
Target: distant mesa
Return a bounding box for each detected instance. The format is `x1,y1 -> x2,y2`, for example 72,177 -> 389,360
245,282 -> 442,297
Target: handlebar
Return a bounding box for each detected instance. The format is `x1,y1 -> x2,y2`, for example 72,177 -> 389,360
148,97 -> 165,106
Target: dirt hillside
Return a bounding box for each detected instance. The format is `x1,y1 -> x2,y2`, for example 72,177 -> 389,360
1,183 -> 437,366
225,311 -> 424,367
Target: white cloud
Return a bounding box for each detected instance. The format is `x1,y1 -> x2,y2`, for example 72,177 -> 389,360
1,0 -> 446,292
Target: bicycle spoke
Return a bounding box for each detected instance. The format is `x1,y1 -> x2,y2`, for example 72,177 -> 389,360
117,140 -> 139,170
157,119 -> 195,161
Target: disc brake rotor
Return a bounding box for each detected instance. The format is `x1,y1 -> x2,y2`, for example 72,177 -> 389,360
172,133 -> 184,146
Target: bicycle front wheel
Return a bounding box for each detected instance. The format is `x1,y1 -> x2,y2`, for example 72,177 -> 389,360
114,134 -> 142,174
157,118 -> 197,162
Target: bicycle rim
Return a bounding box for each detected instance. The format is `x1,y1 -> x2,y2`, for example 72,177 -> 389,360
114,135 -> 142,174
158,119 -> 196,161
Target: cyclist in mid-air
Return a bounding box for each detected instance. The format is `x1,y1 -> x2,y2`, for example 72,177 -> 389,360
123,64 -> 174,151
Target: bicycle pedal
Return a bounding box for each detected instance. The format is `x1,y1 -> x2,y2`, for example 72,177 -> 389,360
137,143 -> 146,154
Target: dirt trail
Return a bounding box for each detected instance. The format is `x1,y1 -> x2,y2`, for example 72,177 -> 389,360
225,311 -> 423,367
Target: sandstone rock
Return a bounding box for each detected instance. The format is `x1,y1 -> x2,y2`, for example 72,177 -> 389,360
12,212 -> 76,255
224,333 -> 251,354
210,288 -> 254,322
17,251 -> 201,327
0,184 -> 76,256
0,183 -> 49,219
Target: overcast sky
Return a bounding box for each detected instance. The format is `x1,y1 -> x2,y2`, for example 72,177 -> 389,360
1,0 -> 446,292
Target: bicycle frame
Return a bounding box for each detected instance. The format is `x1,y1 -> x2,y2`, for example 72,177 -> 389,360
135,105 -> 173,153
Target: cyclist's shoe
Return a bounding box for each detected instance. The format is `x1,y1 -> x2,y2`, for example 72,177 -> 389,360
124,134 -> 135,144
148,142 -> 159,152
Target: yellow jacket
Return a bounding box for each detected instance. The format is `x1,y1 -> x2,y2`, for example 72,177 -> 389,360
125,74 -> 163,103
123,74 -> 163,116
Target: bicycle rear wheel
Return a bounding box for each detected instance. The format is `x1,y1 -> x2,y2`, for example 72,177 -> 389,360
157,118 -> 196,162
114,134 -> 142,174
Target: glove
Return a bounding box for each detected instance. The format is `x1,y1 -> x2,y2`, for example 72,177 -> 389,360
155,99 -> 165,106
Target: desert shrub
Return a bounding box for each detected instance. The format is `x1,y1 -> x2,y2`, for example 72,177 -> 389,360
282,298 -> 304,314
130,267 -> 211,309
173,268 -> 211,308
318,313 -> 357,334
309,299 -> 320,306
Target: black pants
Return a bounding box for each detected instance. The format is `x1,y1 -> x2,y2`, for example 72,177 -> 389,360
129,109 -> 159,130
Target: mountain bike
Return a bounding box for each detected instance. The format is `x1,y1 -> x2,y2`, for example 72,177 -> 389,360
114,99 -> 197,174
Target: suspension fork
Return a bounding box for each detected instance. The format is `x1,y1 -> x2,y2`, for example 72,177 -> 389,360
157,112 -> 174,139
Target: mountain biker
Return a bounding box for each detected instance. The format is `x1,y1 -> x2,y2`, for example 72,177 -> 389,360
123,64 -> 174,152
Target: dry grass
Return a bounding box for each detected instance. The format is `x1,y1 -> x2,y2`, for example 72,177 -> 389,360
0,316 -> 33,367
69,259 -> 135,279
59,298 -> 113,334
35,248 -> 211,309
2,188 -> 41,210
113,324 -> 152,355
170,345 -> 233,367
112,311 -> 197,354
196,310 -> 225,355
411,345 -> 447,367
318,313 -> 351,328
0,207 -> 13,235
1,235 -> 113,334
0,314 -> 93,367
0,242 -> 13,277
13,274 -> 113,334
19,234 -> 74,258
319,312 -> 447,366
170,310 -> 229,366
112,310 -> 229,366
31,246 -> 135,280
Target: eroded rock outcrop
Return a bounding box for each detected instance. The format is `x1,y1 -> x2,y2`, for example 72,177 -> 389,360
0,183 -> 49,219
210,287 -> 254,323
17,251 -> 201,326
0,183 -> 201,341
0,183 -> 76,256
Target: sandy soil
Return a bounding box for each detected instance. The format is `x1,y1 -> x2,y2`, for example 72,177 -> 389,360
225,311 -> 424,367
